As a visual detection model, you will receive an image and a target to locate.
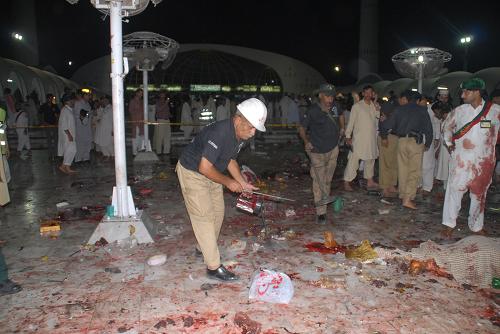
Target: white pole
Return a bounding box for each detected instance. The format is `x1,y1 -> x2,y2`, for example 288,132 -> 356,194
418,63 -> 424,94
142,70 -> 150,151
110,0 -> 136,217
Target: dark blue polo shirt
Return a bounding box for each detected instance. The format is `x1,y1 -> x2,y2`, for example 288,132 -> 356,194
300,103 -> 340,153
179,119 -> 244,173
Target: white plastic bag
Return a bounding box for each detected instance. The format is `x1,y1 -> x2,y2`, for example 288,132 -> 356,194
241,165 -> 258,184
249,270 -> 294,304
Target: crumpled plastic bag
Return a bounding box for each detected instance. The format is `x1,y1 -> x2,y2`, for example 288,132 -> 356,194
345,240 -> 378,262
241,165 -> 258,184
249,269 -> 294,304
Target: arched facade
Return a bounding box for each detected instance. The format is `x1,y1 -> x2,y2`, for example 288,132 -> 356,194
72,44 -> 326,95
353,67 -> 500,100
0,57 -> 79,103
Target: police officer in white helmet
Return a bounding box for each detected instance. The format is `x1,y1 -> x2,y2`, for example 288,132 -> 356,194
176,98 -> 267,282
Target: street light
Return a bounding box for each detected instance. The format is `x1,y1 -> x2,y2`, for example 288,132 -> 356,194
68,61 -> 72,66
333,65 -> 341,72
12,32 -> 23,40
460,35 -> 472,71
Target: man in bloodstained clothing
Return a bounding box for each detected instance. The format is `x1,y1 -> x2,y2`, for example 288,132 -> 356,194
441,78 -> 500,238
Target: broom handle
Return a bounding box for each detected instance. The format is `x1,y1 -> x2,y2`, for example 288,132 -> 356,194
251,191 -> 295,202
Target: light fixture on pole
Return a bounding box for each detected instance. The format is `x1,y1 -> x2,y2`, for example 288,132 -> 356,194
12,32 -> 23,40
459,35 -> 472,71
392,47 -> 452,94
333,65 -> 341,72
123,31 -> 179,162
67,0 -> 164,244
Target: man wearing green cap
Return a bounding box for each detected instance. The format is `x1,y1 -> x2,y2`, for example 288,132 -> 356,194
441,78 -> 500,238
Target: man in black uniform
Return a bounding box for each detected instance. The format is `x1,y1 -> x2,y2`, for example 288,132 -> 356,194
380,90 -> 433,210
176,98 -> 267,282
298,84 -> 341,224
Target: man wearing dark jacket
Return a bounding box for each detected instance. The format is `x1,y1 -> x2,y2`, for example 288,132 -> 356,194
380,90 -> 433,209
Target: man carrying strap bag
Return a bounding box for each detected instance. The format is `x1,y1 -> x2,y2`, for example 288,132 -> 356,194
441,78 -> 500,238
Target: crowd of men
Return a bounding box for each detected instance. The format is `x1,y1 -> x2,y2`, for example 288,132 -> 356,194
297,79 -> 500,241
172,78 -> 499,283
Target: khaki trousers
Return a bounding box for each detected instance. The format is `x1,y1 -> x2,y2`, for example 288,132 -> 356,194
343,151 -> 375,182
176,162 -> 225,269
308,146 -> 339,215
397,137 -> 424,200
378,134 -> 398,190
154,119 -> 171,154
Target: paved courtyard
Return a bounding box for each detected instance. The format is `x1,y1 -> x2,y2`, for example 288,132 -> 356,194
0,141 -> 499,334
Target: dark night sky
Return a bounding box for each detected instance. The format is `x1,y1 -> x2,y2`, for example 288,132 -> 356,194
1,0 -> 499,85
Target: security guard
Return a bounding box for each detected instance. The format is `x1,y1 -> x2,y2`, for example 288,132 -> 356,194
380,90 -> 433,209
176,98 -> 267,282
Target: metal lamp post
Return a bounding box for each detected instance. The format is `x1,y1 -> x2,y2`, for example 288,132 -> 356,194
123,32 -> 179,162
460,36 -> 472,71
67,0 -> 164,244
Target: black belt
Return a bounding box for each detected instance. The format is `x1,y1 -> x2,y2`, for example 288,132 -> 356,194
398,133 -> 418,138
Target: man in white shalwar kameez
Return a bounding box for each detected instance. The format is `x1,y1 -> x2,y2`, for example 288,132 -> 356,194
420,98 -> 442,193
180,95 -> 193,139
58,95 -> 77,174
441,78 -> 500,237
216,99 -> 230,122
14,106 -> 31,154
73,91 -> 92,162
433,102 -> 452,190
93,103 -> 103,153
344,85 -> 380,190
95,96 -> 114,158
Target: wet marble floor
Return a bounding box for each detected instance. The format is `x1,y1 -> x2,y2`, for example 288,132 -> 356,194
0,143 -> 499,334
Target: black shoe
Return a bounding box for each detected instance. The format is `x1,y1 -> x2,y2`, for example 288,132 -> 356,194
0,279 -> 22,296
316,214 -> 327,225
207,265 -> 239,282
195,248 -> 202,257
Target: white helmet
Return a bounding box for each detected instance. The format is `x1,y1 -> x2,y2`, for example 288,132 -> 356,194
237,98 -> 267,132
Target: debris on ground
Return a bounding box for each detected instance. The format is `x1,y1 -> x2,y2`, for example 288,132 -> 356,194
234,312 -> 262,334
310,275 -> 346,290
323,231 -> 338,248
249,270 -> 294,304
228,239 -> 247,252
252,242 -> 263,252
345,240 -> 378,262
104,267 -> 122,274
94,237 -> 109,247
371,279 -> 388,288
157,172 -> 168,180
56,201 -> 70,209
147,254 -> 167,266
408,259 -> 453,279
200,283 -> 217,291
138,188 -> 153,196
285,208 -> 296,217
305,242 -> 346,254
409,236 -> 499,287
40,220 -> 61,238
70,181 -> 90,188
378,209 -> 390,215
